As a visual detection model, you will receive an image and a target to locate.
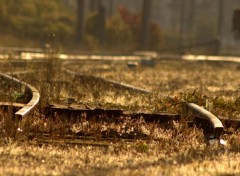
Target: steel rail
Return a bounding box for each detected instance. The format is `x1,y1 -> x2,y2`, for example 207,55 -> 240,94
186,103 -> 223,138
0,73 -> 40,118
5,70 -> 34,76
158,53 -> 240,63
0,54 -> 236,146
62,66 -> 151,94
62,60 -> 225,139
158,54 -> 240,137
182,54 -> 240,63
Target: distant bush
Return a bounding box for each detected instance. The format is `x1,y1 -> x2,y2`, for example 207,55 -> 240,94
85,12 -> 100,40
105,14 -> 134,46
0,1 -> 164,52
84,10 -> 136,52
118,6 -> 141,43
115,7 -> 164,50
118,6 -> 164,50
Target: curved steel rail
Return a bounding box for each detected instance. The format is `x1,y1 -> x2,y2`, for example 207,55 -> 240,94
62,65 -> 151,94
0,73 -> 40,119
62,59 -> 225,139
186,103 -> 223,138
0,52 -> 234,142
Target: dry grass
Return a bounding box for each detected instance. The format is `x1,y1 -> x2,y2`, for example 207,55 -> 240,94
0,33 -> 40,48
0,58 -> 240,175
0,131 -> 240,175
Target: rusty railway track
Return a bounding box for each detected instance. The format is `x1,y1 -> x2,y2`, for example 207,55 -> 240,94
61,60 -> 227,140
62,63 -> 151,94
0,54 -> 239,145
0,72 -> 40,119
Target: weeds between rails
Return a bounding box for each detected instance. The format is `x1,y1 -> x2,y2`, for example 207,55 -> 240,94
0,58 -> 239,144
1,58 -> 240,176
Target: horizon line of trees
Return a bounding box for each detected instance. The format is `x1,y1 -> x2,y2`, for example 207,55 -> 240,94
0,0 -> 164,52
76,0 -> 155,50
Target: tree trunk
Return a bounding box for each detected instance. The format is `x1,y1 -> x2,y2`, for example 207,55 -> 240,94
109,0 -> 114,16
179,0 -> 185,53
141,0 -> 152,50
90,0 -> 98,12
97,2 -> 106,43
76,0 -> 85,43
216,0 -> 224,55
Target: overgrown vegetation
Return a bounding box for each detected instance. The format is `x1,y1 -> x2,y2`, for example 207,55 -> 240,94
0,58 -> 240,175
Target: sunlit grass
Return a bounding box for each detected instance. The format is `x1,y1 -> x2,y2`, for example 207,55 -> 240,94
0,58 -> 240,175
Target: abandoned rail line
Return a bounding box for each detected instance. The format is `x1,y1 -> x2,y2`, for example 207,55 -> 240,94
0,53 -> 239,145
0,72 -> 40,119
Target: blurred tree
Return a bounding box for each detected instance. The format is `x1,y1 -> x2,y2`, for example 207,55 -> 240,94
216,0 -> 224,55
141,0 -> 152,50
0,0 -> 74,44
118,6 -> 163,51
85,1 -> 106,44
106,14 -> 133,46
97,2 -> 106,43
76,0 -> 85,43
89,0 -> 98,12
179,0 -> 185,52
109,0 -> 113,16
233,9 -> 240,39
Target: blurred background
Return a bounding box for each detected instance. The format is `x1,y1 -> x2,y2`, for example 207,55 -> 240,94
0,0 -> 240,55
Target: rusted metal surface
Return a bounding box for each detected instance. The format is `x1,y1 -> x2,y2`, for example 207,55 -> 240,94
46,104 -> 180,123
45,103 -> 240,133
